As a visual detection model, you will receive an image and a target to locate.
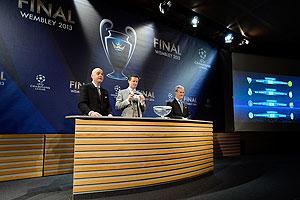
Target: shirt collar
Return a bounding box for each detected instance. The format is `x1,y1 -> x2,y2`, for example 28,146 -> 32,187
175,97 -> 183,103
92,81 -> 100,88
128,87 -> 136,93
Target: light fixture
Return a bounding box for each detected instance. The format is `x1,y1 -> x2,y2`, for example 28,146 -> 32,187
191,16 -> 199,27
159,1 -> 172,14
224,33 -> 234,43
238,38 -> 250,46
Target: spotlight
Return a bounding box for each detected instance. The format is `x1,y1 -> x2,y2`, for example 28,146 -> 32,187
191,16 -> 199,27
159,1 -> 172,14
238,38 -> 250,46
224,33 -> 234,43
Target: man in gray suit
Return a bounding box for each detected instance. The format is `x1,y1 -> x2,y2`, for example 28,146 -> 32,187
115,74 -> 146,117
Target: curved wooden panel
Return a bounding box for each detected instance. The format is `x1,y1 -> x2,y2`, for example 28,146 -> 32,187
76,132 -> 213,138
75,141 -> 213,151
76,119 -> 213,128
73,118 -> 213,194
74,149 -> 213,165
44,134 -> 74,176
74,145 -> 213,158
74,167 -> 213,193
0,134 -> 44,182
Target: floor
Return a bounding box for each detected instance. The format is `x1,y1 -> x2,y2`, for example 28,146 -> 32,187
1,154 -> 300,200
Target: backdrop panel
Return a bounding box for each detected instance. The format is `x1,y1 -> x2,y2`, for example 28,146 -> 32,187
0,0 -> 218,133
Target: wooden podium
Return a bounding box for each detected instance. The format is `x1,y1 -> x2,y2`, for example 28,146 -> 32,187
67,116 -> 214,196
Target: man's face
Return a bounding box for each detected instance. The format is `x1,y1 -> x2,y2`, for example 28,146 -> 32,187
128,77 -> 139,90
91,68 -> 104,85
175,87 -> 185,100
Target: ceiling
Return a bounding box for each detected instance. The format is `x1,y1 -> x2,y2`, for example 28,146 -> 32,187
109,0 -> 300,57
173,0 -> 300,54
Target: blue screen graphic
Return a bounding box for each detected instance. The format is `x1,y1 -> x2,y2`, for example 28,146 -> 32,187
233,71 -> 300,131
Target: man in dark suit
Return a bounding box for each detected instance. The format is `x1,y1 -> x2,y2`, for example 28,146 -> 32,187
167,85 -> 190,119
78,67 -> 112,117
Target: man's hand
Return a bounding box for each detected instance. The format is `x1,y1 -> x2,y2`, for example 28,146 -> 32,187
127,93 -> 134,102
90,111 -> 102,117
139,94 -> 145,103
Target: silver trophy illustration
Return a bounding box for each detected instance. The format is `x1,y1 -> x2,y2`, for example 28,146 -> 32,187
100,19 -> 137,80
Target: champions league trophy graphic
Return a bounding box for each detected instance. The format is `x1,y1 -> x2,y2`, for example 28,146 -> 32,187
100,19 -> 137,80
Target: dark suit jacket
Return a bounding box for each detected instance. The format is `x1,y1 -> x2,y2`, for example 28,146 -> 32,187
78,83 -> 112,116
166,99 -> 190,119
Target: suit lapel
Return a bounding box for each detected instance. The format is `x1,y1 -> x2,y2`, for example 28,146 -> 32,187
173,99 -> 183,115
90,83 -> 101,102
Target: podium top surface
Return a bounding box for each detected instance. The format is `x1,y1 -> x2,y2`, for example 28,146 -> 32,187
65,115 -> 213,124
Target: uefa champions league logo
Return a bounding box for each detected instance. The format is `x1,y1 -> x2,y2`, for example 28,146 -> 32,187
194,48 -> 211,70
110,85 -> 121,98
100,19 -> 137,80
198,48 -> 207,63
30,74 -> 50,91
36,74 -> 45,84
114,85 -> 121,95
168,93 -> 173,100
165,93 -> 173,102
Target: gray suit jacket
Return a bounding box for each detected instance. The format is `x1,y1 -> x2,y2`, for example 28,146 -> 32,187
115,88 -> 146,117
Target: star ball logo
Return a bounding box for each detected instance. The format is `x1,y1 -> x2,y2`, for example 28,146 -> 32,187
36,74 -> 45,84
110,85 -> 121,98
30,74 -> 51,91
198,48 -> 207,63
166,93 -> 173,102
0,71 -> 6,86
194,48 -> 211,70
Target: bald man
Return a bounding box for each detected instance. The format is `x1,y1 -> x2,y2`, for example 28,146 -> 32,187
78,67 -> 112,117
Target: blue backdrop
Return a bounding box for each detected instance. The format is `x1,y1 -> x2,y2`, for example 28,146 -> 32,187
0,0 -> 218,133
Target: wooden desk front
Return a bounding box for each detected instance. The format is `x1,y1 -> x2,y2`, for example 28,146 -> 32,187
69,116 -> 213,195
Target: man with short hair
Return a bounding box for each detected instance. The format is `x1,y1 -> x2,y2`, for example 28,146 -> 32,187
78,67 -> 112,117
115,74 -> 146,117
167,85 -> 190,119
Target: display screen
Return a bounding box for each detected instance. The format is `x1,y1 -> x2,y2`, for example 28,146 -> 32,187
232,53 -> 300,131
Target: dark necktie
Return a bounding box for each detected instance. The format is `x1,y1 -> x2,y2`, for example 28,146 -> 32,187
97,87 -> 101,101
132,90 -> 140,117
179,100 -> 184,113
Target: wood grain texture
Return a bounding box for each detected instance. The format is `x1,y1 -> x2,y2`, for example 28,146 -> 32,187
73,118 -> 214,194
44,134 -> 74,176
0,134 -> 44,182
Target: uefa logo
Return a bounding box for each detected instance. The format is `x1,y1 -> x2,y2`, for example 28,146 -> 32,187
30,74 -> 50,91
165,93 -> 173,102
36,74 -> 45,84
110,85 -> 121,98
198,48 -> 207,63
114,85 -> 121,95
168,93 -> 173,100
194,47 -> 211,70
